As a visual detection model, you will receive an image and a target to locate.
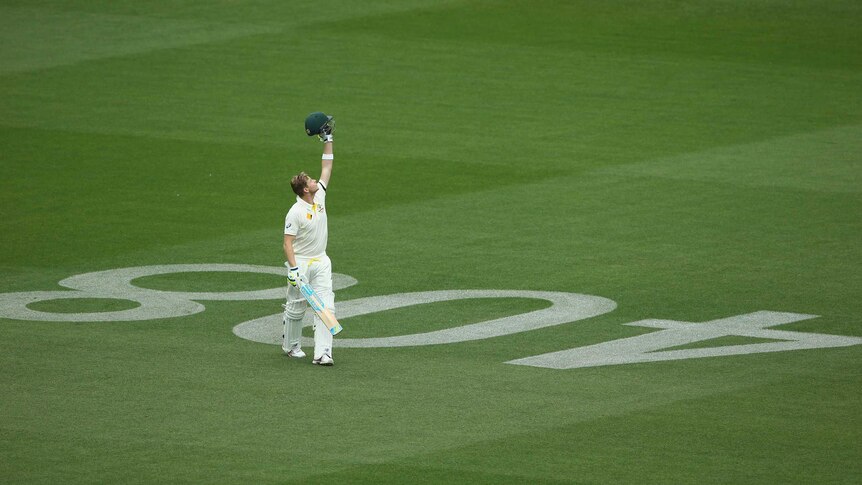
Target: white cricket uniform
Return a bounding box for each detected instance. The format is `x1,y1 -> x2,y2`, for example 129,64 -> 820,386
284,184 -> 328,259
283,182 -> 335,360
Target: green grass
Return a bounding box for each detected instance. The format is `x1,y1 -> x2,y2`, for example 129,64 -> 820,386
133,272 -> 286,292
26,298 -> 141,314
336,297 -> 552,338
659,335 -> 786,351
1,1 -> 860,483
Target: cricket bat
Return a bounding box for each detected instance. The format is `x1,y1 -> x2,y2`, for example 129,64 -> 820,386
298,279 -> 342,335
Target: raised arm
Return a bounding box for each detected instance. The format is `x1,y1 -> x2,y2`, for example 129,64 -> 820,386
319,138 -> 333,187
304,111 -> 335,187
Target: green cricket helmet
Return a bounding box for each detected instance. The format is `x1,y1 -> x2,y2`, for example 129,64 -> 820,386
305,112 -> 333,136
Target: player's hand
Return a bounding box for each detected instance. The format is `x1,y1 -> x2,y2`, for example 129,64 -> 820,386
319,118 -> 334,142
285,264 -> 301,287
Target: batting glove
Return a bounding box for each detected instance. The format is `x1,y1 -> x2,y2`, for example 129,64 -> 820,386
285,264 -> 301,287
319,119 -> 334,142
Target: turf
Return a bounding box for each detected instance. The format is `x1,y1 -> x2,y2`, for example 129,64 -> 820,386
1,1 -> 860,483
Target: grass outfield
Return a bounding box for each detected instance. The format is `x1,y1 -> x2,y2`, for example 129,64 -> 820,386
1,1 -> 861,483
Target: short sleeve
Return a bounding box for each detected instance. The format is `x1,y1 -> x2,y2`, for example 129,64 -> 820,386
284,209 -> 300,236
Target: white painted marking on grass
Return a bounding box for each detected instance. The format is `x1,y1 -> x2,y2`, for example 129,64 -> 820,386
231,290 -> 617,348
0,264 -> 356,322
0,289 -> 204,322
3,264 -> 859,369
506,311 -> 862,369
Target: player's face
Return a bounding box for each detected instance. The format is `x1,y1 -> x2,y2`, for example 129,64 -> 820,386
305,178 -> 319,194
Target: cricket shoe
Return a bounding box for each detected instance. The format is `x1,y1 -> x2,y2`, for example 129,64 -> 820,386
312,354 -> 334,366
283,345 -> 306,358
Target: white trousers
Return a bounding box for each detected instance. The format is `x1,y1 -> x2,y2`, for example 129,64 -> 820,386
283,255 -> 335,359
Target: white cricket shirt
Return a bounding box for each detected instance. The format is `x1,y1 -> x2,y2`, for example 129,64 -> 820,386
284,183 -> 328,258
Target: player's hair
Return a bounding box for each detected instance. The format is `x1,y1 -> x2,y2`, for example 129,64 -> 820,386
290,172 -> 310,196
